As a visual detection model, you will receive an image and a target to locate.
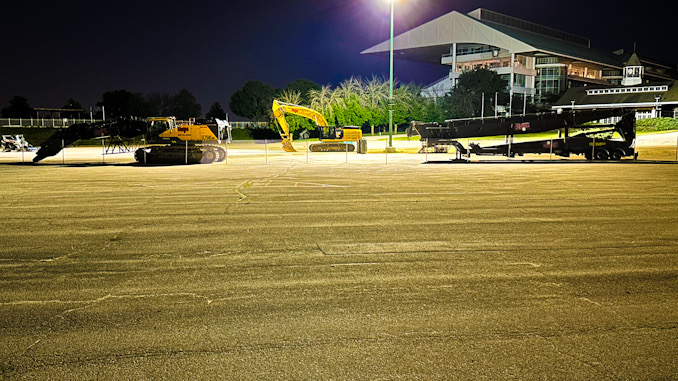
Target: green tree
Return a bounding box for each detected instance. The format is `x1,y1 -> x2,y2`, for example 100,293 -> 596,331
306,76 -> 432,132
205,102 -> 227,120
457,67 -> 508,95
229,80 -> 278,121
61,98 -> 83,118
275,89 -> 315,135
284,79 -> 321,104
146,92 -> 173,116
443,68 -> 509,118
170,89 -> 202,119
309,85 -> 343,122
1,95 -> 34,118
101,90 -> 152,118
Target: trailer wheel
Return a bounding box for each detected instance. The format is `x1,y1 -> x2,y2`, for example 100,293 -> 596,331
594,149 -> 609,160
611,149 -> 624,160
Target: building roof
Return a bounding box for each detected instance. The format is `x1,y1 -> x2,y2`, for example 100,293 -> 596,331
472,17 -> 622,67
553,80 -> 678,108
625,52 -> 642,66
362,8 -> 624,68
361,10 -> 536,64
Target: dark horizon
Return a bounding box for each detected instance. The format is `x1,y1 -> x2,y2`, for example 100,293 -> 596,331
2,0 -> 674,119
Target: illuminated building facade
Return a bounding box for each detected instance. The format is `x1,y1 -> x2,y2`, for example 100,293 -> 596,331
362,8 -> 677,106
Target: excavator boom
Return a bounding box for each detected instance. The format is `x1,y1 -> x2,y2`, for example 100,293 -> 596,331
272,100 -> 364,153
272,100 -> 329,152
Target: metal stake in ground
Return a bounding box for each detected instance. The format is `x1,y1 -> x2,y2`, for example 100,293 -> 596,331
102,139 -> 105,164
549,139 -> 553,161
62,139 -> 65,164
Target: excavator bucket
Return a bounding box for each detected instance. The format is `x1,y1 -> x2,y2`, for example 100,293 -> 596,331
282,139 -> 297,152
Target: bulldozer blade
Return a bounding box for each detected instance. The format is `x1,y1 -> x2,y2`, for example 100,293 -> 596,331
282,139 -> 297,152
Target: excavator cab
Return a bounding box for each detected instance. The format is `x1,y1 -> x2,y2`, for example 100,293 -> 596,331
147,117 -> 177,141
320,126 -> 343,140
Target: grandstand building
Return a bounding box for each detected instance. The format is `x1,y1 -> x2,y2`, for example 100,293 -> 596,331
361,8 -> 678,107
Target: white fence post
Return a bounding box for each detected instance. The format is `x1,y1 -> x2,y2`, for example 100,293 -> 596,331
425,138 -> 428,163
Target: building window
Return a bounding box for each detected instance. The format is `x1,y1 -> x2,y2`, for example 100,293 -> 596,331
637,111 -> 652,120
586,85 -> 669,96
535,66 -> 567,103
514,74 -> 527,87
602,69 -> 622,77
536,56 -> 559,65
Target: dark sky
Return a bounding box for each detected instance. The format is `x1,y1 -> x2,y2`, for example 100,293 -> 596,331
2,0 -> 673,118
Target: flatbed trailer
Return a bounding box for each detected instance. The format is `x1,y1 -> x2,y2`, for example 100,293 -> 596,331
412,109 -> 636,161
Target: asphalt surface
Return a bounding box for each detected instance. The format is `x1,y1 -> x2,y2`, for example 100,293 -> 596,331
1,142 -> 677,379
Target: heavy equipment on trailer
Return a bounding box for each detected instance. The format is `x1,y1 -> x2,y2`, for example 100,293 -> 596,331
469,113 -> 636,160
32,116 -> 230,164
1,135 -> 32,152
410,108 -> 637,160
272,100 -> 366,153
33,117 -> 148,162
134,117 -> 229,164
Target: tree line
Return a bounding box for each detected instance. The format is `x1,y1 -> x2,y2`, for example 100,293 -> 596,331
229,69 -> 527,136
3,69 -> 529,134
1,89 -> 227,120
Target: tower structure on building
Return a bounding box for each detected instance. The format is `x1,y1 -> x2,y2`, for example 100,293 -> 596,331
621,52 -> 644,86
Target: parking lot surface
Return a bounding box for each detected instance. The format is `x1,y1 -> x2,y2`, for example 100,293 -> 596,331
1,138 -> 677,379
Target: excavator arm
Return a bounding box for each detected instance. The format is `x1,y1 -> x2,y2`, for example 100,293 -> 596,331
272,100 -> 328,152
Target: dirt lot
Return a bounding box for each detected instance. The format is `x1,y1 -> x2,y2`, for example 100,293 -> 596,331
1,134 -> 677,379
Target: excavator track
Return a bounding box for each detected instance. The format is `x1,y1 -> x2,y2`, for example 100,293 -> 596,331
308,143 -> 355,152
200,144 -> 226,163
134,144 -> 226,165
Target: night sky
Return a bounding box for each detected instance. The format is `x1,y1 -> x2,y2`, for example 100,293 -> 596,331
2,0 -> 674,119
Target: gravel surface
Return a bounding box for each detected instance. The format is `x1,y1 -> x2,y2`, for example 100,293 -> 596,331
0,134 -> 677,379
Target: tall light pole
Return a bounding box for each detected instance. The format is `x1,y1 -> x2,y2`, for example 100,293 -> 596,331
387,0 -> 395,150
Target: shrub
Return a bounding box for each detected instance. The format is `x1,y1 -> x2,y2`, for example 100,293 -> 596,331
635,118 -> 678,132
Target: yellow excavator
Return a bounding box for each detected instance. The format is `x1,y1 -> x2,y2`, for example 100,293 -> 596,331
272,100 -> 364,152
134,116 -> 229,164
